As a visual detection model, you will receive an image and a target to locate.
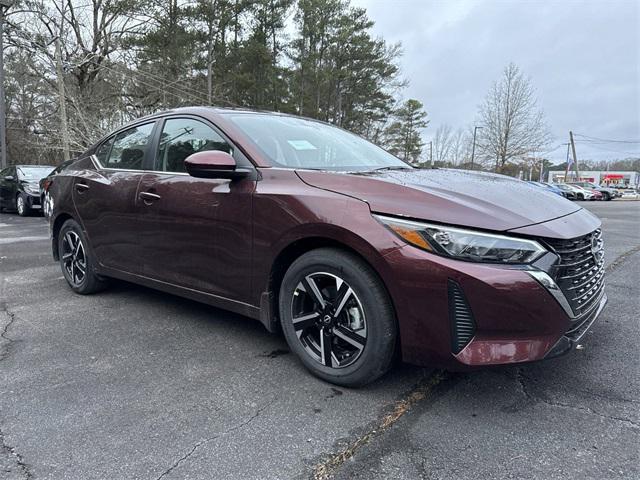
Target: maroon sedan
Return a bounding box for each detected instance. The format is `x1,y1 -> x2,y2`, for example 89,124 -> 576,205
46,107 -> 607,386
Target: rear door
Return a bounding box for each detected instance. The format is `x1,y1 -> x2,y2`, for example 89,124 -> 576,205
135,116 -> 255,303
73,121 -> 157,274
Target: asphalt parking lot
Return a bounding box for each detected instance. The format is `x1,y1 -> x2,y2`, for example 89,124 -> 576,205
1,201 -> 639,480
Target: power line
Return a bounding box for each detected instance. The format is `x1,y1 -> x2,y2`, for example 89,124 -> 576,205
21,29 -> 239,108
575,142 -> 639,155
97,63 -> 212,105
573,133 -> 640,144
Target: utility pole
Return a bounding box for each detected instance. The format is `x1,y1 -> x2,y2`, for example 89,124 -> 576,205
569,130 -> 579,181
470,125 -> 482,170
563,142 -> 571,182
55,36 -> 70,162
0,0 -> 14,169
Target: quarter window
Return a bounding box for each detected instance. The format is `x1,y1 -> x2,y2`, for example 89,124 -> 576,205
155,118 -> 232,173
105,123 -> 155,170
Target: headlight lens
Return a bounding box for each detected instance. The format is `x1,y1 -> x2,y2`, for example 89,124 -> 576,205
375,214 -> 546,264
25,184 -> 40,194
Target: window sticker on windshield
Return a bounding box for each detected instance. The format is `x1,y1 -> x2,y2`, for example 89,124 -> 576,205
287,140 -> 317,151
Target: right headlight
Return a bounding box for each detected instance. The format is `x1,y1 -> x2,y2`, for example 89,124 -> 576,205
24,184 -> 40,195
374,214 -> 547,264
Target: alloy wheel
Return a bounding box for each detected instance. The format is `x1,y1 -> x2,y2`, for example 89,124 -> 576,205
16,196 -> 25,215
62,231 -> 87,287
290,272 -> 367,369
43,192 -> 53,218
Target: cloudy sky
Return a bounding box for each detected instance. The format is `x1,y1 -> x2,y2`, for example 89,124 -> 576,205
351,0 -> 639,163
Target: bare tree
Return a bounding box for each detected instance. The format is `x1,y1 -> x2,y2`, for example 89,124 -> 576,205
477,63 -> 551,172
449,128 -> 471,165
432,124 -> 452,165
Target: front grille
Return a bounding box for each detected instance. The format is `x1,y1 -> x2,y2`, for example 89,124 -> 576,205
545,229 -> 605,321
448,280 -> 476,353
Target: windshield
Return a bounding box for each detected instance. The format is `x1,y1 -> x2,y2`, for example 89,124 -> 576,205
17,166 -> 53,181
227,113 -> 411,172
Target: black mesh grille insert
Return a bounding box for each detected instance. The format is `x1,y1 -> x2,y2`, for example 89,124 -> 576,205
448,280 -> 476,354
545,228 -> 605,321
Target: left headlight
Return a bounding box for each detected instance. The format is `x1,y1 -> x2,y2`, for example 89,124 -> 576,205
25,184 -> 40,195
374,214 -> 547,264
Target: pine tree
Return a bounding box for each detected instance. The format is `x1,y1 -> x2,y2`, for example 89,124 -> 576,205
384,99 -> 429,164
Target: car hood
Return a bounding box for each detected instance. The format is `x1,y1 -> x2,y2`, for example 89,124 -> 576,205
296,168 -> 582,232
20,180 -> 41,190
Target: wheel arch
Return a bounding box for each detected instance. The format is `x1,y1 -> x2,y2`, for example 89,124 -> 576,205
263,233 -> 400,350
51,212 -> 75,261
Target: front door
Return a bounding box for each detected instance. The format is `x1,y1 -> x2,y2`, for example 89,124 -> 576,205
73,121 -> 156,274
0,167 -> 17,209
136,116 -> 255,303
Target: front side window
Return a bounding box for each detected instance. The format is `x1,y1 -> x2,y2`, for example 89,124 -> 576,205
95,136 -> 115,165
155,118 -> 232,173
105,123 -> 155,170
226,113 -> 410,172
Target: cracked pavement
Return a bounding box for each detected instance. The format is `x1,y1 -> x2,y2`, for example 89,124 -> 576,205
1,201 -> 639,479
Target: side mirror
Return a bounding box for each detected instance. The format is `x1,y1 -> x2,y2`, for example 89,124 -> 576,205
4,176 -> 14,181
184,150 -> 250,179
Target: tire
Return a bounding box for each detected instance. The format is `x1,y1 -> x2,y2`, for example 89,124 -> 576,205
577,193 -> 584,201
603,193 -> 611,201
58,219 -> 109,294
279,248 -> 396,387
16,194 -> 30,216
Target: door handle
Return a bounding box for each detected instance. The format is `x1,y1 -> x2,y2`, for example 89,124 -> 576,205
76,183 -> 90,193
139,191 -> 161,204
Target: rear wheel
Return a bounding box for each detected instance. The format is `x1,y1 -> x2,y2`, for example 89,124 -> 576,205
58,219 -> 108,294
279,248 -> 396,387
16,194 -> 30,216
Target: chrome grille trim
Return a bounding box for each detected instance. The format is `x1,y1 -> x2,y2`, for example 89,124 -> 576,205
546,229 -> 605,319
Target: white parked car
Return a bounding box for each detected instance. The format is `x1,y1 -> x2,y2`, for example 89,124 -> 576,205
558,183 -> 595,200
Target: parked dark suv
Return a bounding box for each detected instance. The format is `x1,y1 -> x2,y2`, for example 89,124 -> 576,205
0,165 -> 54,216
46,108 -> 607,386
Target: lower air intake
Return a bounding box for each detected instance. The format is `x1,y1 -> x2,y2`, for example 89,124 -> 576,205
448,280 -> 476,354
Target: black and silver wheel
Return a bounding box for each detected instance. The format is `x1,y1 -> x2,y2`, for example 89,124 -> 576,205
279,248 -> 396,387
43,192 -> 54,218
58,219 -> 108,294
16,194 -> 30,216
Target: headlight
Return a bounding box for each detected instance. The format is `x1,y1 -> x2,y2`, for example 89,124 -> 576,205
25,185 -> 40,195
374,214 -> 546,264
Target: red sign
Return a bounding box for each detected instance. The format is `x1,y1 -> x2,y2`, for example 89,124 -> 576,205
603,174 -> 624,179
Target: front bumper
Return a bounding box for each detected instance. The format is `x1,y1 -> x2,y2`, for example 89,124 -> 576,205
25,193 -> 42,208
545,293 -> 607,358
381,237 -> 606,369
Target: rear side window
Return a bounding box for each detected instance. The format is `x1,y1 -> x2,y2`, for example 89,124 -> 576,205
155,118 -> 232,173
105,123 -> 155,170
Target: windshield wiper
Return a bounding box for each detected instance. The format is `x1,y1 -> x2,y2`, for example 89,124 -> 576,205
369,166 -> 414,172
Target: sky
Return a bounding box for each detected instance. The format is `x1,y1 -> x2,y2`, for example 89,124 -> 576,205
351,0 -> 640,164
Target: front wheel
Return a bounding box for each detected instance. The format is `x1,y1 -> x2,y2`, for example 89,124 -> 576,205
279,248 -> 397,387
16,194 -> 30,216
577,193 -> 584,201
58,219 -> 108,294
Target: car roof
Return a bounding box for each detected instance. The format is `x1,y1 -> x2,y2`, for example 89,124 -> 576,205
121,106 -> 303,126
